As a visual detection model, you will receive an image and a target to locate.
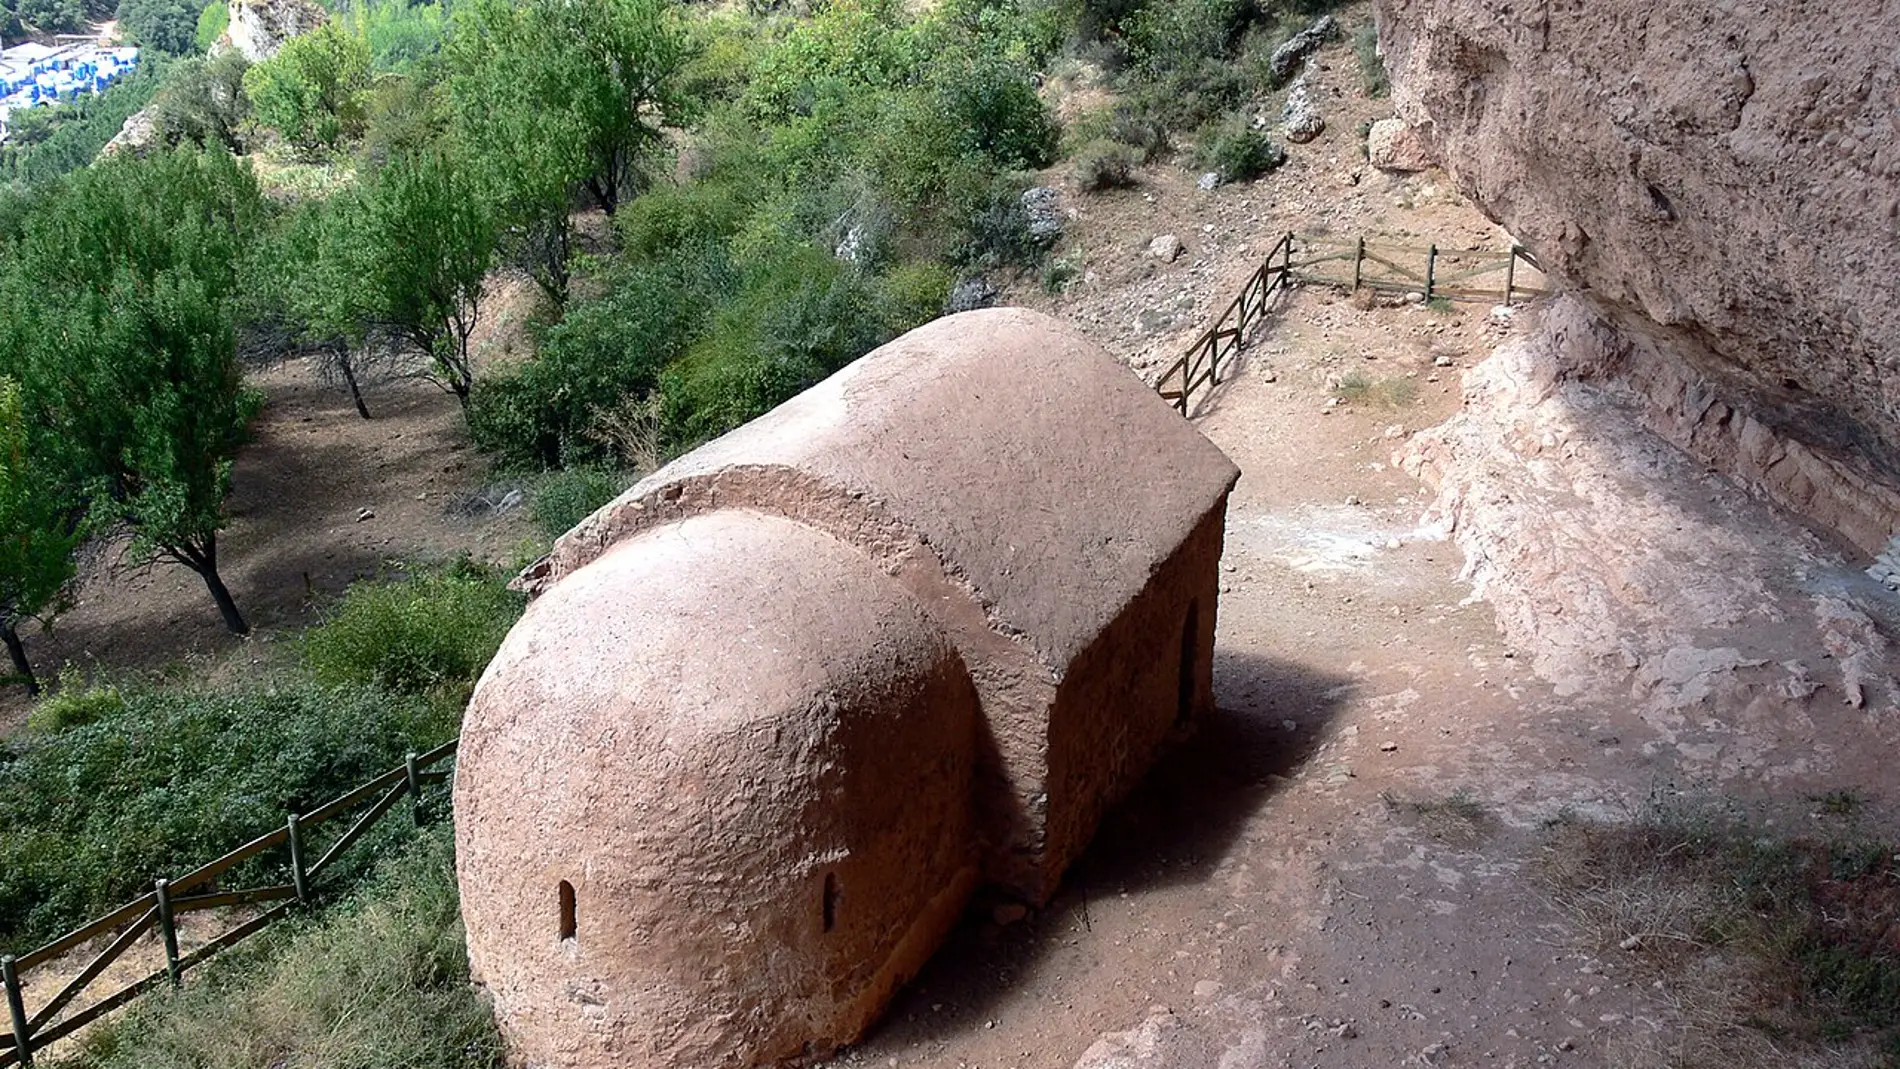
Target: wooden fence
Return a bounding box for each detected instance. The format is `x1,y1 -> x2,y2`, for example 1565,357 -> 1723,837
1287,236 -> 1547,305
1157,232 -> 1295,416
1154,232 -> 1547,418
0,739 -> 459,1068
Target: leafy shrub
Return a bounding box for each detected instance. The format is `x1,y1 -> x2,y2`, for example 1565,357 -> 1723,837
0,683 -> 453,946
242,22 -> 372,155
532,467 -> 622,541
3,0 -> 83,39
192,0 -> 226,51
1193,114 -> 1287,183
68,827 -> 503,1069
1106,104 -> 1170,162
116,0 -> 198,53
661,246 -> 888,449
300,563 -> 523,697
874,260 -> 955,334
1353,20 -> 1388,97
150,51 -> 251,152
25,672 -> 126,733
340,0 -> 449,73
468,263 -> 710,470
1071,138 -> 1137,192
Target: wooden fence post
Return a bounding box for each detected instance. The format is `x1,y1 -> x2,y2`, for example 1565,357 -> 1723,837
154,879 -> 181,988
1284,232 -> 1295,275
3,955 -> 31,1069
1352,236 -> 1364,291
287,814 -> 309,905
405,753 -> 423,827
1504,245 -> 1518,305
1425,244 -> 1438,302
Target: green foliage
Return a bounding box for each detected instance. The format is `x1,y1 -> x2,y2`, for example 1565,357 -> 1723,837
24,671 -> 126,732
66,827 -> 503,1069
0,60 -> 168,185
3,0 -> 82,39
0,682 -> 454,946
0,378 -> 81,676
1193,113 -> 1286,183
468,260 -> 709,469
300,561 -> 523,698
660,245 -> 889,449
340,0 -> 448,72
1071,138 -> 1137,191
0,147 -> 264,632
242,22 -> 372,155
309,149 -> 495,405
117,0 -> 199,53
193,0 -> 226,51
149,50 -> 251,151
357,71 -> 444,166
1353,19 -> 1387,97
531,466 -> 621,540
873,260 -> 954,334
447,0 -> 691,220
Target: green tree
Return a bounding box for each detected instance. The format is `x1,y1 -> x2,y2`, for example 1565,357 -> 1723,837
445,0 -> 690,302
242,21 -> 371,156
0,148 -> 264,635
312,150 -> 495,409
0,379 -> 81,695
117,0 -> 199,53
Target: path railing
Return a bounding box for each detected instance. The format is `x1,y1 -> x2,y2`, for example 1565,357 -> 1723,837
0,739 -> 458,1068
1156,232 -> 1295,416
1154,233 -> 1547,418
1288,236 -> 1547,304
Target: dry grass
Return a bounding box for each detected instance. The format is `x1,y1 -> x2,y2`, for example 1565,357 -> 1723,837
1380,789 -> 1492,845
1334,372 -> 1418,408
1539,802 -> 1900,1069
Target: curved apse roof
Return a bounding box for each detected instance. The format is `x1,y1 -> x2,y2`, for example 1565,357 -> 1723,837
536,307 -> 1240,672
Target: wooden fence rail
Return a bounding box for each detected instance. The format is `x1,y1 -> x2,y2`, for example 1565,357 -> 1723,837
1287,236 -> 1547,305
1157,232 -> 1295,416
1153,233 -> 1547,418
0,738 -> 458,1068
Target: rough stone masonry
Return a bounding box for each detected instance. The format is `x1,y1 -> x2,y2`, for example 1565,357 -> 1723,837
454,308 -> 1240,1069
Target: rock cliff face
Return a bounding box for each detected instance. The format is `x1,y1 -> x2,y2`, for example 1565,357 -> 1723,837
1375,0 -> 1900,551
221,0 -> 325,61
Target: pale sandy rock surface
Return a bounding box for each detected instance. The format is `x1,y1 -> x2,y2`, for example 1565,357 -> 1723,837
1366,118 -> 1431,173
222,0 -> 325,61
1375,0 -> 1900,513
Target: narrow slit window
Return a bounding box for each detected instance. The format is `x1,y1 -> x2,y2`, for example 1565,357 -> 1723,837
822,872 -> 839,933
558,880 -> 577,943
1177,599 -> 1201,724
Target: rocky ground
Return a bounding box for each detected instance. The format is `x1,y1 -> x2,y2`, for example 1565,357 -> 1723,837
808,18 -> 1900,1069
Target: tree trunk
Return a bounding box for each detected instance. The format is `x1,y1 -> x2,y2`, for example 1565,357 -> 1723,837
176,536 -> 249,636
340,354 -> 372,419
2,619 -> 38,696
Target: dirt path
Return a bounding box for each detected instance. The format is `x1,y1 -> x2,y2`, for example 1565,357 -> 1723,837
813,20 -> 1899,1069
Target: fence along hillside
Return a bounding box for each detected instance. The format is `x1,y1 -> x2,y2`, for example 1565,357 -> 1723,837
0,740 -> 457,1068
1156,232 -> 1547,417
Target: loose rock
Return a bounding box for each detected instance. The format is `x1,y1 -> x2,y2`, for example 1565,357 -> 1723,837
1367,118 -> 1434,172
1282,79 -> 1326,143
1147,234 -> 1185,263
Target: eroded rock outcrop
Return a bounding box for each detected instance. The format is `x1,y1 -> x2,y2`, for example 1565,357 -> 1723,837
1376,0 -> 1900,554
221,0 -> 326,61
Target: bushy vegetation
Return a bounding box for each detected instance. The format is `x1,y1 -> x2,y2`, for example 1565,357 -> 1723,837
1071,138 -> 1137,191
0,681 -> 456,946
299,560 -> 523,698
66,828 -> 504,1069
117,0 -> 200,53
531,466 -> 623,540
1193,112 -> 1287,183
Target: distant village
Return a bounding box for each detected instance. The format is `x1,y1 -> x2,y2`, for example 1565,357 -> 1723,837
0,35 -> 141,143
